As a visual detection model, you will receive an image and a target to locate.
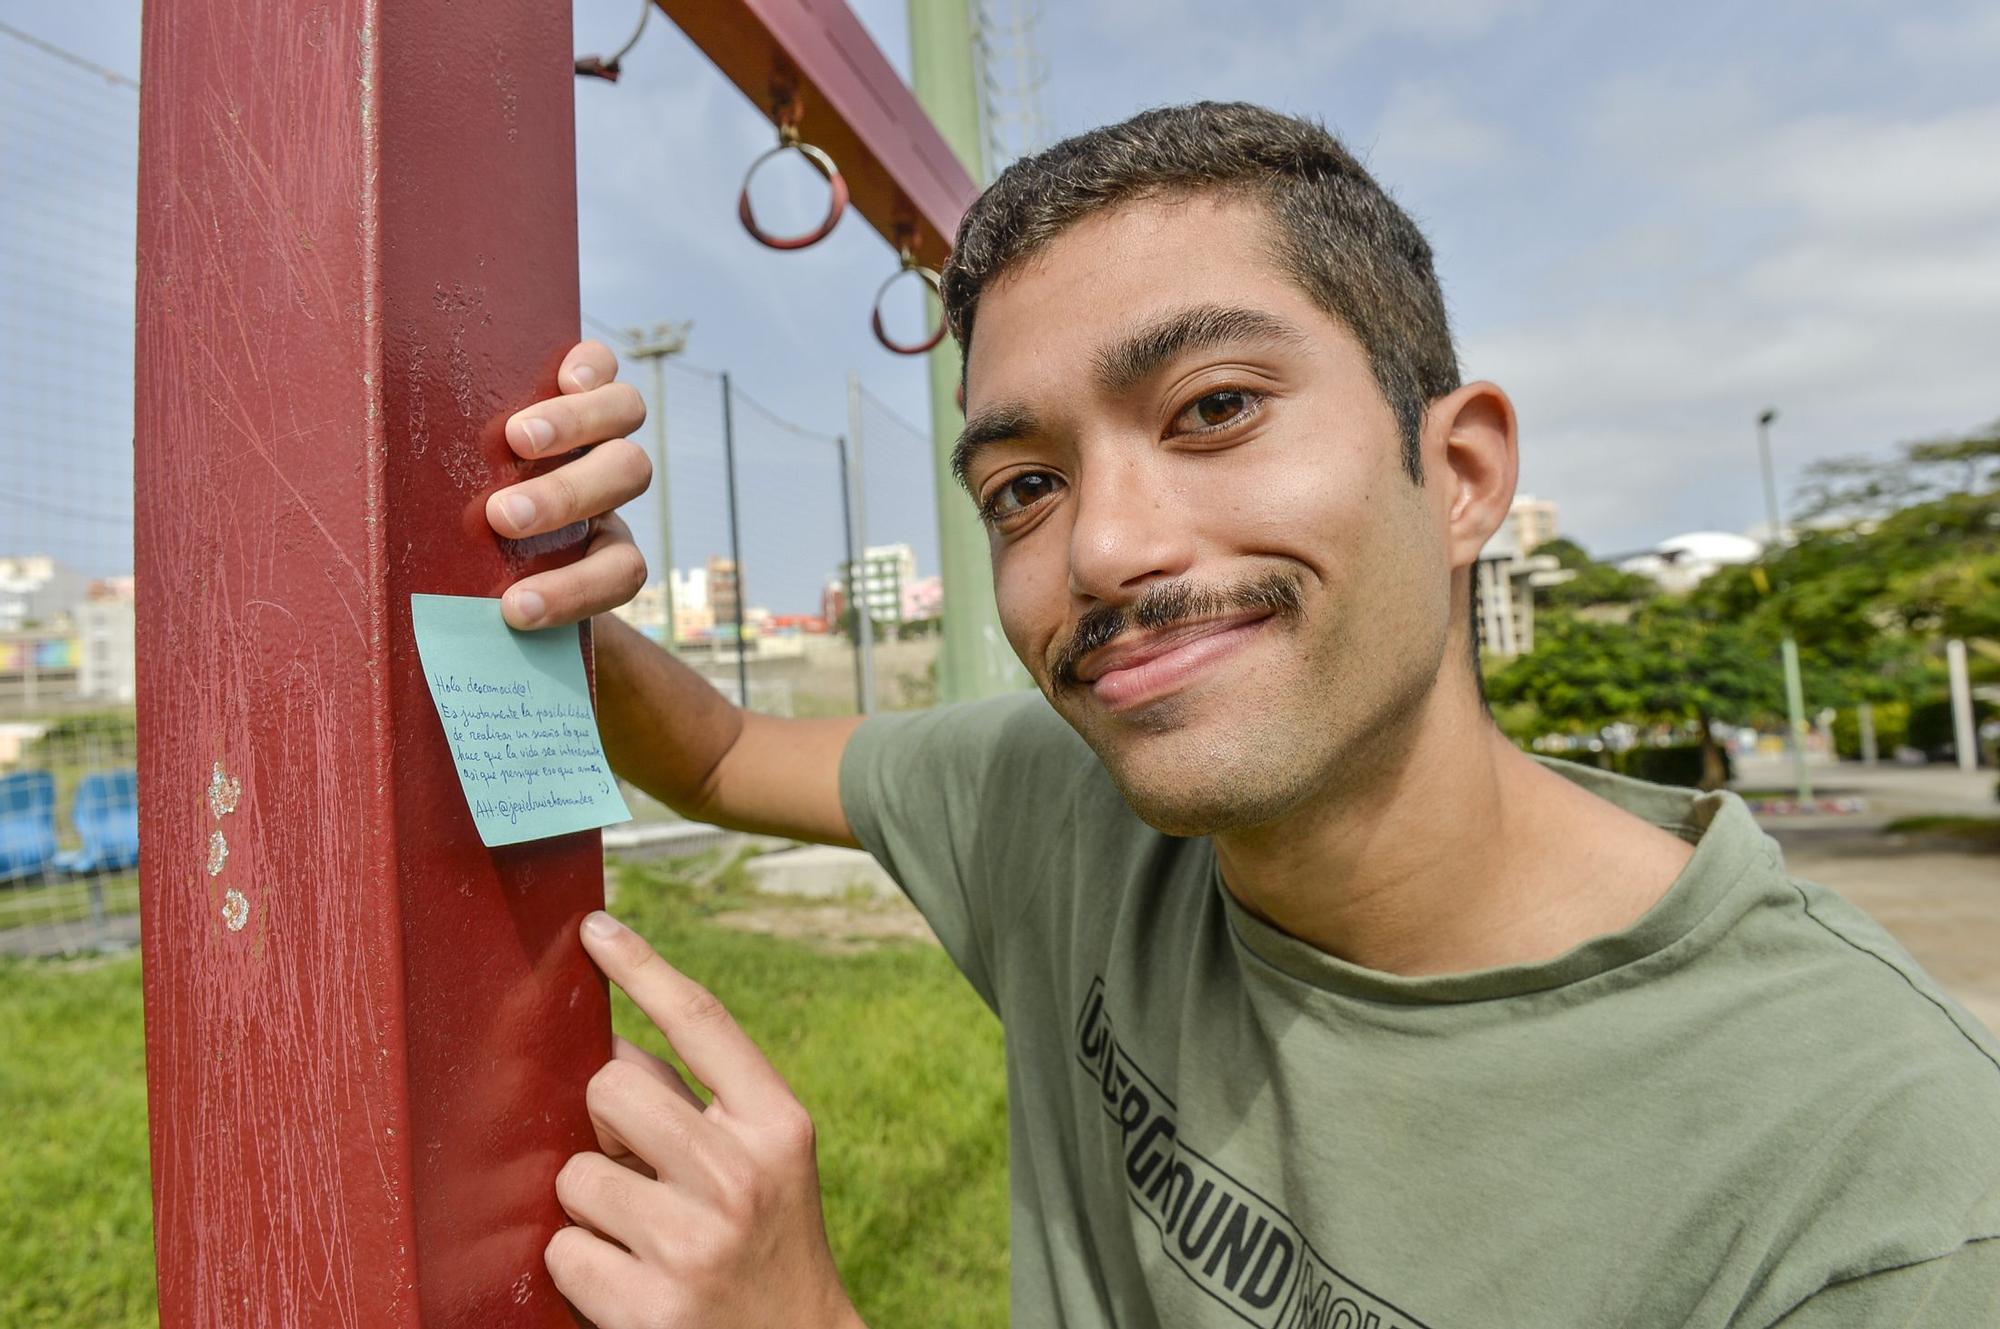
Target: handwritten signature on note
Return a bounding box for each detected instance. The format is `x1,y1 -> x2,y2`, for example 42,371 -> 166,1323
411,594 -> 631,847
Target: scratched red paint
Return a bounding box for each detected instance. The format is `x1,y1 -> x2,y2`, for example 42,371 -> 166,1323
136,1 -> 972,1323
136,3 -> 605,1324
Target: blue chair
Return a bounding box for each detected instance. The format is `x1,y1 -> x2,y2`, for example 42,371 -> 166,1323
0,770 -> 59,883
55,768 -> 141,876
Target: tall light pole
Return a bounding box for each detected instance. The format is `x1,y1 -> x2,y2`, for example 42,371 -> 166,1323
625,321 -> 691,647
1757,408 -> 1813,803
846,372 -> 877,713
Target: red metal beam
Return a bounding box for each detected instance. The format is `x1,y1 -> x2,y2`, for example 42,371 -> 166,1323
654,0 -> 979,268
136,2 -> 605,1323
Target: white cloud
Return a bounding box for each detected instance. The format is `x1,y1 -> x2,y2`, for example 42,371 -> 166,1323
1368,81 -> 1514,173
1462,72 -> 2000,552
1891,5 -> 2000,66
1731,105 -> 2000,238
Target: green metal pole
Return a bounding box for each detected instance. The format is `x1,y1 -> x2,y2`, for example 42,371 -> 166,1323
908,0 -> 1028,703
1757,409 -> 1812,804
1780,636 -> 1813,802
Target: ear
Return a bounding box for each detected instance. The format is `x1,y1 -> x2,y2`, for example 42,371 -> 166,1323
1425,381 -> 1518,571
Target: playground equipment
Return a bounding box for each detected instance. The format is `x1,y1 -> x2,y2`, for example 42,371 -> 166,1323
726,79 -> 948,355
133,2 -> 973,1324
737,120 -> 852,251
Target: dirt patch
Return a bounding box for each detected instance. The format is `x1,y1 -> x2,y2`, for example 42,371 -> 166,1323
713,899 -> 938,954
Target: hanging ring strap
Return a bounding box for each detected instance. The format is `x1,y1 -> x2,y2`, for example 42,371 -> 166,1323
737,124 -> 849,251
870,248 -> 948,355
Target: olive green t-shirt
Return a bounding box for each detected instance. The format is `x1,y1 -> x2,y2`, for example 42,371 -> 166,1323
838,691 -> 2000,1328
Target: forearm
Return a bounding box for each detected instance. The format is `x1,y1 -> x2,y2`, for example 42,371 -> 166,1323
592,612 -> 744,818
592,613 -> 863,844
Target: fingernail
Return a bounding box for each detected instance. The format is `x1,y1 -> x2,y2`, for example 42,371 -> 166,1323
512,589 -> 546,626
521,416 -> 556,453
570,364 -> 598,389
501,492 -> 535,530
583,911 -> 622,938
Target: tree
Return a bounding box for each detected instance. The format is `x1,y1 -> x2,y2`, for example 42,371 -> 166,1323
1527,538 -> 1656,611
1792,419 -> 2000,524
1487,600 -> 1782,789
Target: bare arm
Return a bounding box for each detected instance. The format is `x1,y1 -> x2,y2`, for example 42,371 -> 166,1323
593,613 -> 862,849
485,341 -> 865,850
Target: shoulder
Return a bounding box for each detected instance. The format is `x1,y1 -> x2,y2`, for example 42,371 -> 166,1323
1719,870 -> 2000,1308
1768,871 -> 2000,1088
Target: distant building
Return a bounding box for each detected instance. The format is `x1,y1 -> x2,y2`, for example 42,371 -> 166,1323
613,583 -> 671,641
836,543 -> 918,630
77,577 -> 136,702
0,627 -> 80,710
1618,531 -> 1762,594
1508,495 -> 1559,557
821,578 -> 849,630
1474,526 -> 1560,660
706,556 -> 741,628
674,601 -> 716,643
900,574 -> 942,625
671,566 -> 709,614
0,555 -> 87,632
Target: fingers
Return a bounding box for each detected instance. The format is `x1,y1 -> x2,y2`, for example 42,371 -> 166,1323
587,1058 -> 738,1195
593,1040 -> 702,1177
487,436 -> 652,542
580,912 -> 795,1117
560,340 -> 621,395
545,1222 -> 651,1329
505,377 -> 646,462
555,1150 -> 668,1251
613,1034 -> 706,1109
501,511 -> 647,630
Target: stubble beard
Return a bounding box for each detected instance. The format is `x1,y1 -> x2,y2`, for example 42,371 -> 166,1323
1060,586 -> 1451,840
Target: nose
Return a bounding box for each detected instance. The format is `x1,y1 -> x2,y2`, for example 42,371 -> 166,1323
1065,448 -> 1197,604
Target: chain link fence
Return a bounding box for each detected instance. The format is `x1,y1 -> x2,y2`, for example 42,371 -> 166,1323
0,20 -> 958,954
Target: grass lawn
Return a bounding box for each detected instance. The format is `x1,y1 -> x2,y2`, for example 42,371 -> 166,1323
1884,814 -> 2000,850
0,855 -> 1009,1327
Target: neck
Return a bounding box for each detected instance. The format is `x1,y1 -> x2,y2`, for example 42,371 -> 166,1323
1212,673 -> 1693,977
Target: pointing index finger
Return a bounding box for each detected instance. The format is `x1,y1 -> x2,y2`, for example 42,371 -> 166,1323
580,912 -> 792,1116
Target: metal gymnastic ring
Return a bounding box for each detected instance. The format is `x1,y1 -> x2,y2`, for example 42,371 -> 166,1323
736,136 -> 849,251
869,256 -> 947,356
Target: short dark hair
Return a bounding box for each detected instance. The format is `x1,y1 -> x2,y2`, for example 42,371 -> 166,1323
940,101 -> 1460,483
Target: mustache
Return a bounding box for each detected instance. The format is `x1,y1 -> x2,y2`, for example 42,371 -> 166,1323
1050,569 -> 1306,692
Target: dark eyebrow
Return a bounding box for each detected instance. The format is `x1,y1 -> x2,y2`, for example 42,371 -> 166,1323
950,304 -> 1309,494
951,400 -> 1042,494
1092,303 -> 1312,396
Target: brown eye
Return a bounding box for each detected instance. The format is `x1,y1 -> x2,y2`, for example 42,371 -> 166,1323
983,471 -> 1063,521
1174,389 -> 1259,434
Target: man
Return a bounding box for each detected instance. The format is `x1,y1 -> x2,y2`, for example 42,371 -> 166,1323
485,103 -> 2000,1327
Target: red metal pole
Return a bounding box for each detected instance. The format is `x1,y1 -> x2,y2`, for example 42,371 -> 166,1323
136,2 -> 605,1324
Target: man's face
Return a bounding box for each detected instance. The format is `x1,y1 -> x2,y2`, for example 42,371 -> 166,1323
960,193 -> 1456,836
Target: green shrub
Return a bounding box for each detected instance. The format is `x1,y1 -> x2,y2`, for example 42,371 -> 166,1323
1907,695 -> 1997,759
1615,744 -> 1721,788
1542,749 -> 1613,773
1830,702 -> 1909,761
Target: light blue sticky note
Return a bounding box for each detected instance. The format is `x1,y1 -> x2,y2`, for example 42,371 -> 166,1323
410,594 -> 631,847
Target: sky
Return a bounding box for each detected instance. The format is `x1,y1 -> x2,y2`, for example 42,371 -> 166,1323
3,0 -> 1997,612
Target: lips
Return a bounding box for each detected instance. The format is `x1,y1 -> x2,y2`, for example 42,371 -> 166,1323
1077,610 -> 1274,710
